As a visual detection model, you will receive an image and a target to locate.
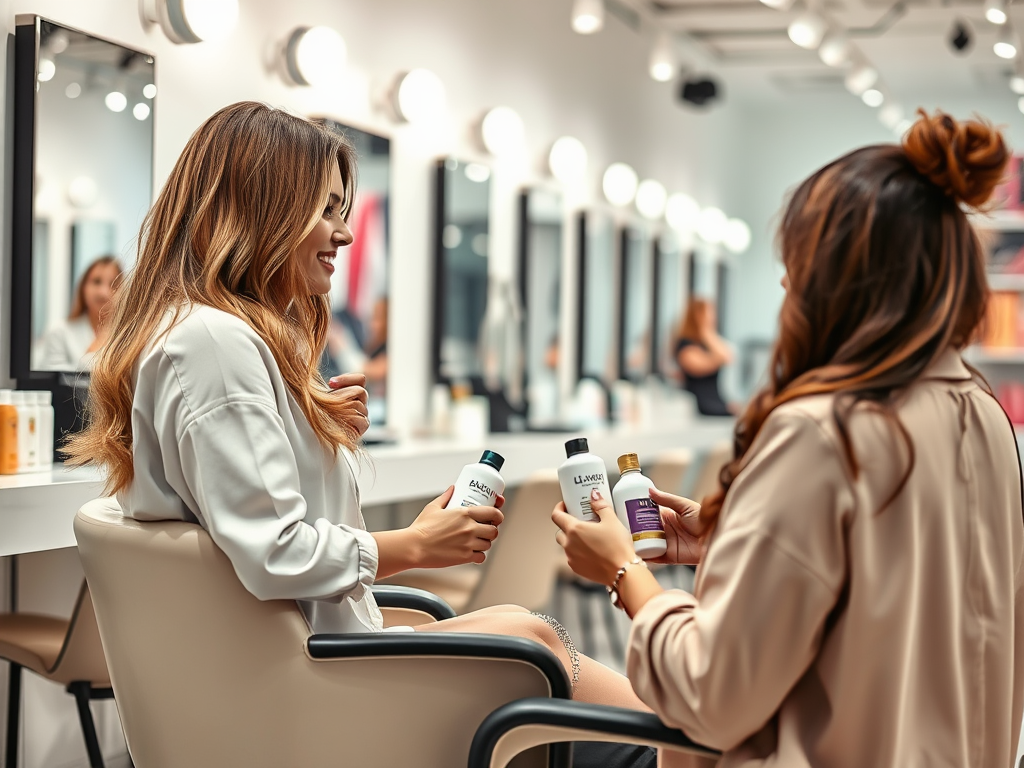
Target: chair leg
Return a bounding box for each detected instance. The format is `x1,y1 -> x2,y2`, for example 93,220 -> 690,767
67,682 -> 105,768
5,662 -> 20,768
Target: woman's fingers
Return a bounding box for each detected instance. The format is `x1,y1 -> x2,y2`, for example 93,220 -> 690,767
649,487 -> 700,515
329,373 -> 367,390
467,506 -> 504,526
555,530 -> 567,548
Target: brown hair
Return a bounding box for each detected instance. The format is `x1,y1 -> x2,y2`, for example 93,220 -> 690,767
702,110 -> 1009,529
64,102 -> 360,495
68,255 -> 122,321
678,298 -> 712,342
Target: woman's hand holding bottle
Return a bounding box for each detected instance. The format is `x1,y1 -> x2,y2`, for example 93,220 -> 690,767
411,486 -> 505,567
648,487 -> 707,565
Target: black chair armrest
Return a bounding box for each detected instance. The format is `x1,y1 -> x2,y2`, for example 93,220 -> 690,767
468,698 -> 720,768
306,633 -> 571,700
370,584 -> 457,621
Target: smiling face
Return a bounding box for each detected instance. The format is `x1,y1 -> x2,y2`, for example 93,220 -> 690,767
297,161 -> 353,295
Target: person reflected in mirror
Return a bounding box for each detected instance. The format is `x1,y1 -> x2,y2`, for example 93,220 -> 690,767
674,299 -> 736,416
39,255 -> 122,371
362,297 -> 388,390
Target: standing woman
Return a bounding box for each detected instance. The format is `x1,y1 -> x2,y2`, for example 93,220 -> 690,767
674,300 -> 733,417
555,110 -> 1024,767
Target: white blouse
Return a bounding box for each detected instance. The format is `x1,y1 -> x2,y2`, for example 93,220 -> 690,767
117,304 -> 383,634
38,316 -> 97,371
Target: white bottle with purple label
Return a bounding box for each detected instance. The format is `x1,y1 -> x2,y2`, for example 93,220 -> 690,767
612,453 -> 667,559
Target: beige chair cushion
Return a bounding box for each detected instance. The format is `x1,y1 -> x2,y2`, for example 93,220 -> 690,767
380,564 -> 480,613
0,614 -> 68,675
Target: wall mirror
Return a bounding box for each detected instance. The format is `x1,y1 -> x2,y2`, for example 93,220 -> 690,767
618,226 -> 653,381
518,188 -> 563,427
317,120 -> 390,426
576,211 -> 617,385
12,17 -> 155,381
433,157 -> 493,385
653,234 -> 688,380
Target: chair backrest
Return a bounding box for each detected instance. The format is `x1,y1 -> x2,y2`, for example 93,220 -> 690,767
46,582 -> 110,686
645,449 -> 694,497
690,440 -> 733,503
75,498 -> 558,768
463,470 -> 565,614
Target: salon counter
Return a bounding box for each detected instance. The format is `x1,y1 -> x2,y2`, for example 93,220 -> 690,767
0,417 -> 735,557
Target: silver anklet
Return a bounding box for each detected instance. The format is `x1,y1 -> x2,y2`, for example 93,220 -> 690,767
532,613 -> 581,690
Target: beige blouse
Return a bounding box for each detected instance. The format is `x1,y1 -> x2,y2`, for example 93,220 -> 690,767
628,351 -> 1024,767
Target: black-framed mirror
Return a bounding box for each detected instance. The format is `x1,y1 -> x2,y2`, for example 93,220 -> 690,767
617,226 -> 653,381
317,120 -> 390,426
653,234 -> 688,380
12,17 -> 155,383
518,188 -> 563,427
575,211 -> 617,385
432,157 -> 492,385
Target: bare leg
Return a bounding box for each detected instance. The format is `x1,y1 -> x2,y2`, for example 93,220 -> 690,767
416,605 -> 648,711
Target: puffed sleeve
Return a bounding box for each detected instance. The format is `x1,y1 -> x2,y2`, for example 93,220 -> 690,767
627,409 -> 855,750
157,315 -> 379,604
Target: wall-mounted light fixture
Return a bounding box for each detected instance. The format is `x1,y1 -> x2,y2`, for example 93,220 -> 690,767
649,34 -> 675,82
480,106 -> 525,156
133,102 -> 151,121
572,0 -> 604,35
602,163 -> 638,207
142,0 -> 239,44
549,136 -> 588,186
696,207 -> 727,244
635,179 -> 667,220
994,25 -> 1019,58
105,91 -> 128,113
391,69 -> 447,124
285,26 -> 347,87
985,0 -> 1008,26
666,193 -> 700,234
723,219 -> 751,254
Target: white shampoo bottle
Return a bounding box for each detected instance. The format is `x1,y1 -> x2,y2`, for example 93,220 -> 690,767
445,450 -> 506,508
35,391 -> 54,471
12,391 -> 38,474
612,453 -> 667,559
557,438 -> 611,522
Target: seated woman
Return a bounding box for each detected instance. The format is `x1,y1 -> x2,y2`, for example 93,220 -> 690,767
553,111 -> 1024,767
37,255 -> 122,371
65,103 -> 652,768
674,299 -> 733,416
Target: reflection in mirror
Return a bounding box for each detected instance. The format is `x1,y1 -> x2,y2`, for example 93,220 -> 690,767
576,211 -> 616,384
618,226 -> 653,381
653,235 -> 687,380
22,20 -> 154,374
433,158 -> 492,384
519,188 -> 563,427
318,121 -> 390,426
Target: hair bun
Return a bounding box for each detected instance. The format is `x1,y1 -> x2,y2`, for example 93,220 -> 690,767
902,109 -> 1009,208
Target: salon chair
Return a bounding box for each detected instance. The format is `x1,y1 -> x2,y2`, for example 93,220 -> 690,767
382,470 -> 565,615
0,581 -> 116,768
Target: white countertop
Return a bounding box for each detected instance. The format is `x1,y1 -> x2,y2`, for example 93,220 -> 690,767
0,417 -> 735,557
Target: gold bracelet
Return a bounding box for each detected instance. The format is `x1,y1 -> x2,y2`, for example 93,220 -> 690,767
607,556 -> 645,610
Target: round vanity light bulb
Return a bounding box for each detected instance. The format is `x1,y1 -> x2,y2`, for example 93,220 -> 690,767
48,30 -> 69,54
178,0 -> 238,42
636,179 -> 668,220
666,193 -> 700,233
861,88 -> 884,107
788,13 -> 827,50
879,103 -> 903,129
286,26 -> 347,87
105,91 -> 127,113
818,33 -> 851,67
845,64 -> 878,96
696,207 -> 728,244
480,106 -> 525,157
133,102 -> 151,121
37,57 -> 55,82
68,176 -> 98,209
994,29 -> 1018,59
649,34 -> 675,82
572,0 -> 604,35
394,68 -> 447,124
549,136 -> 588,186
985,0 -> 1008,25
65,82 -> 81,99
602,163 -> 639,207
1011,76 -> 1024,94
723,218 -> 751,254
143,83 -> 157,99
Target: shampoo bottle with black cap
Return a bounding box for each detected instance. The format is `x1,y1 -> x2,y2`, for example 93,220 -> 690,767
558,438 -> 611,522
445,450 -> 506,509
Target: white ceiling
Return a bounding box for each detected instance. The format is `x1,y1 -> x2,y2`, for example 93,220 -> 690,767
617,0 -> 1023,102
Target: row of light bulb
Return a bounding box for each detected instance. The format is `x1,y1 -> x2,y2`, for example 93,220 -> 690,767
38,59 -> 155,121
984,0 -> 1024,115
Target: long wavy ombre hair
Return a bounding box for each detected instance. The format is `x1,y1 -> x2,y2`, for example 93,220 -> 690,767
701,110 -> 1009,529
64,102 -> 360,495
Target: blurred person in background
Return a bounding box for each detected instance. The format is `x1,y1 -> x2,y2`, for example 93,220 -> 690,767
39,255 -> 122,371
674,299 -> 734,417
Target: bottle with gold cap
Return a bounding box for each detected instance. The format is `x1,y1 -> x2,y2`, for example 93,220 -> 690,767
612,453 -> 666,559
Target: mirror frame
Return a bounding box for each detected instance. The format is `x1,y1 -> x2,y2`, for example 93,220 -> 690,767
616,224 -> 655,382
651,235 -> 691,380
10,16 -> 156,384
574,209 -> 620,387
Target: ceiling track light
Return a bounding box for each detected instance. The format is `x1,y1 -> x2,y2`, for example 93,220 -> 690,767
986,0 -> 1009,26
285,26 -> 347,87
649,33 -> 676,82
845,62 -> 879,96
994,25 -> 1019,59
788,12 -> 828,50
818,31 -> 852,67
571,0 -> 604,35
862,88 -> 885,108
141,0 -> 239,44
